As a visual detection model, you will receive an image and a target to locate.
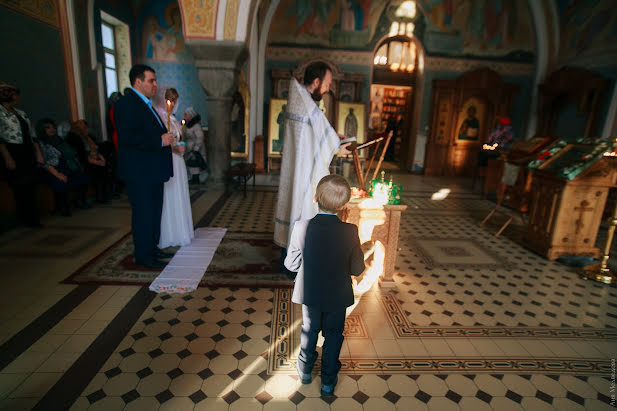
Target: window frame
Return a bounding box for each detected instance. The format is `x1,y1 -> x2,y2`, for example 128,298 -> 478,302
101,21 -> 119,97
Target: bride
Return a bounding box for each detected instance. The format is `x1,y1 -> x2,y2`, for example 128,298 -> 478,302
153,87 -> 194,247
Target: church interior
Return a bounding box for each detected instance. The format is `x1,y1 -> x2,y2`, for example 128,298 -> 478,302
1,0 -> 617,410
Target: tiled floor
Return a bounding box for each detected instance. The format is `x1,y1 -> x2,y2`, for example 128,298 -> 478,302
0,176 -> 616,410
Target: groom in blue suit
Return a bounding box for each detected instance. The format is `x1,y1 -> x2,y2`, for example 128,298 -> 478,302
114,64 -> 174,269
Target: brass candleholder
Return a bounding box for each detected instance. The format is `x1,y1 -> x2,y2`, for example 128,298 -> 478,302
579,153 -> 617,284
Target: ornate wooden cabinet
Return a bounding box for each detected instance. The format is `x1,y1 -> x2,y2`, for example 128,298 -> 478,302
424,68 -> 519,176
524,148 -> 617,260
536,67 -> 609,138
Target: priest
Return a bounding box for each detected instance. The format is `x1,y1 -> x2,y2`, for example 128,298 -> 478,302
274,61 -> 352,253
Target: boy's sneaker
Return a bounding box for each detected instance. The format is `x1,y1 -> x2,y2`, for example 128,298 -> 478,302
320,377 -> 337,397
296,363 -> 311,384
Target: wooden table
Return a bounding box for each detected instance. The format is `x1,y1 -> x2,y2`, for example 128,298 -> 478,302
342,198 -> 407,287
226,163 -> 256,197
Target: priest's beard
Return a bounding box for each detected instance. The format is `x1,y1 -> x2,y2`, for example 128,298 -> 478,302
311,89 -> 323,102
310,79 -> 324,102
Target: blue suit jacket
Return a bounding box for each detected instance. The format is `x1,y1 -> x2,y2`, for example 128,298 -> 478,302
114,89 -> 172,183
286,214 -> 365,312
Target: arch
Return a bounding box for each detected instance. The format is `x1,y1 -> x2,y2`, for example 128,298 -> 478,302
64,0 -> 84,119
292,57 -> 344,82
253,0 -> 280,142
526,0 -> 554,138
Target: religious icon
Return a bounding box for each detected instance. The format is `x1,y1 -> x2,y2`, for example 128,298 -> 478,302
369,85 -> 384,130
456,98 -> 486,143
345,108 -> 358,138
268,98 -> 287,156
457,105 -> 479,140
339,82 -> 355,102
337,102 -> 366,156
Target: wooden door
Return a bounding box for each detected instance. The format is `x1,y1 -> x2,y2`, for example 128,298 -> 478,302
398,90 -> 413,170
424,87 -> 455,176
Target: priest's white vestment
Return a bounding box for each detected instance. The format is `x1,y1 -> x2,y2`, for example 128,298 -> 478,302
274,78 -> 340,248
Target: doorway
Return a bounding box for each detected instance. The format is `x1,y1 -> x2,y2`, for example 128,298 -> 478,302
370,36 -> 421,171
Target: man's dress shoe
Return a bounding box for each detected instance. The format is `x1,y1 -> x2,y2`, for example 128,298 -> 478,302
155,250 -> 175,259
139,259 -> 167,269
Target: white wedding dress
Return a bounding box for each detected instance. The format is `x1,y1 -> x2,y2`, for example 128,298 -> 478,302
155,106 -> 194,248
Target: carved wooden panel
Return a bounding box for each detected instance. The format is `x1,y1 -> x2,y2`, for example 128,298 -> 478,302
524,162 -> 617,260
537,67 -> 610,138
424,68 -> 519,177
424,87 -> 454,176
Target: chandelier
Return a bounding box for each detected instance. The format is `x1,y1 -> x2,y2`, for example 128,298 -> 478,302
373,39 -> 416,73
373,1 -> 417,73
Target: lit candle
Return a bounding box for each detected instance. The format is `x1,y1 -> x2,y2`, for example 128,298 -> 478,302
181,119 -> 185,141
166,99 -> 171,131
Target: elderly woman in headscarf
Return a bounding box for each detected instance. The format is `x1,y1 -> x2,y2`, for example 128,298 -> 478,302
35,118 -> 90,216
0,82 -> 44,227
183,107 -> 208,184
487,117 -> 515,151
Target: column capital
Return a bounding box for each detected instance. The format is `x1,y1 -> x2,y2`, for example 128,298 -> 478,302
186,40 -> 248,99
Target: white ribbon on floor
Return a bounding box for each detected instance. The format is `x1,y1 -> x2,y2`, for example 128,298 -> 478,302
149,227 -> 227,294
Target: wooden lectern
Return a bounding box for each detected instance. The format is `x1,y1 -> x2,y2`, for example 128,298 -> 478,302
524,143 -> 617,260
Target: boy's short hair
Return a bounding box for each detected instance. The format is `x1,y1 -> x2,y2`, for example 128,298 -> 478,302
316,175 -> 351,213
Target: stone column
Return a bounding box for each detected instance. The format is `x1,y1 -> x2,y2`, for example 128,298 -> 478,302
186,41 -> 248,185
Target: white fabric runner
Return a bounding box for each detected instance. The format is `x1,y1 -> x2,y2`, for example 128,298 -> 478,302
149,227 -> 227,294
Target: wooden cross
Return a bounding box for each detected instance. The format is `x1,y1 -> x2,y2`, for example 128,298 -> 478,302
574,200 -> 593,235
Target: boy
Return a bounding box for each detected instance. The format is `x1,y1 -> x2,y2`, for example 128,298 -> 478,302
284,174 -> 365,397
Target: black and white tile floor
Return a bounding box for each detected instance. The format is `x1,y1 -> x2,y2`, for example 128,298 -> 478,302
0,177 -> 615,410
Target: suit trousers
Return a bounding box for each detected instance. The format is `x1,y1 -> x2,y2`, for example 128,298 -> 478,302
297,305 -> 346,386
125,180 -> 164,265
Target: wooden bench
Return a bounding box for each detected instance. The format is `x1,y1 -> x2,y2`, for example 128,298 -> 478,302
0,181 -> 55,217
226,163 -> 256,197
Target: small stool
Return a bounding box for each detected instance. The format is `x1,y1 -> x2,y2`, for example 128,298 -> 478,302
226,163 -> 256,197
473,150 -> 500,192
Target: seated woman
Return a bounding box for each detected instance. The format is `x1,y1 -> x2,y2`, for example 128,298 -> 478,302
36,119 -> 90,216
65,120 -> 114,203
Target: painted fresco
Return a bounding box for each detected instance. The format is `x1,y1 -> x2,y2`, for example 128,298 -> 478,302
268,0 -> 533,57
140,1 -> 190,61
138,0 -> 208,128
268,0 -> 387,48
418,0 -> 534,57
556,0 -> 617,63
180,0 -> 217,39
